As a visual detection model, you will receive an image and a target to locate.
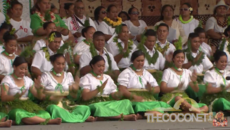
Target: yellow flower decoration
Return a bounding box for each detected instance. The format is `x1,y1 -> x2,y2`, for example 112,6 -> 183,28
49,32 -> 56,42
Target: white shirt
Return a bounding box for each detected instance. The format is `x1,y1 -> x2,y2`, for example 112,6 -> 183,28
97,21 -> 115,35
73,40 -> 90,55
162,68 -> 192,90
200,42 -> 212,57
175,18 -> 199,36
205,17 -> 227,33
80,73 -> 117,95
155,40 -> 176,55
94,20 -> 102,30
33,39 -> 64,52
1,75 -> 33,97
41,72 -> 74,92
220,40 -> 230,71
79,48 -> 119,72
117,67 -> 158,89
184,51 -> 213,74
10,19 -> 33,39
31,47 -> 56,73
65,16 -> 96,43
0,54 -> 17,75
143,46 -> 165,70
204,69 -> 230,88
124,20 -> 147,45
0,45 -> 4,53
106,38 -> 136,68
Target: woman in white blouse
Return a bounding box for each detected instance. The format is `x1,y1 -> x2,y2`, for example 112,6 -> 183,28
94,6 -> 106,30
175,3 -> 199,37
201,50 -> 230,112
33,22 -> 64,52
62,3 -> 74,23
154,5 -> 187,45
0,31 -> 17,81
183,33 -> 213,75
118,50 -> 172,119
1,56 -> 61,125
205,0 -> 229,46
124,7 -> 147,45
81,55 -> 136,121
37,54 -> 95,123
73,26 -> 96,64
160,50 -> 208,113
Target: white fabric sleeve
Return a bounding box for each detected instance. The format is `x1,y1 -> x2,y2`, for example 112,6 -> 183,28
147,72 -> 159,87
108,76 -> 117,93
178,22 -> 188,45
40,73 -> 49,87
31,52 -> 43,69
108,53 -> 119,70
79,52 -> 91,69
26,77 -> 34,88
183,53 -> 189,64
202,55 -> 213,71
80,75 -> 91,90
97,22 -> 109,35
67,72 -> 74,85
33,41 -> 42,52
1,76 -> 11,88
204,71 -> 217,87
89,18 -> 97,31
159,52 -> 166,70
161,69 -> 170,83
117,70 -> 130,87
205,17 -> 215,32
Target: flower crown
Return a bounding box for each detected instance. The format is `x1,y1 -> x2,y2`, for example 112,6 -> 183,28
189,7 -> 193,11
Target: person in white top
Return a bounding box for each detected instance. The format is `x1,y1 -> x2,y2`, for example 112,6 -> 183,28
79,31 -> 119,78
137,29 -> 166,70
154,5 -> 187,45
203,50 -> 230,112
107,24 -> 136,69
31,31 -> 69,77
205,0 -> 229,46
124,7 -> 147,45
97,4 -> 119,41
1,56 -> 62,125
175,3 -> 199,37
33,22 -> 64,52
65,1 -> 96,43
194,27 -> 212,57
0,32 -> 18,81
81,55 -> 137,121
183,33 -> 213,74
62,3 -> 74,23
9,1 -> 33,43
161,50 -> 208,113
73,26 -> 96,64
155,23 -> 176,56
94,6 -> 106,30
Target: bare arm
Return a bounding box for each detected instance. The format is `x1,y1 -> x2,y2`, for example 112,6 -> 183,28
17,35 -> 34,43
74,55 -> 81,64
35,28 -> 47,36
182,61 -> 193,69
0,75 -> 5,82
114,53 -> 123,64
206,29 -> 222,40
80,65 -> 92,76
206,83 -> 222,94
81,89 -> 100,101
105,34 -> 112,42
31,67 -> 42,78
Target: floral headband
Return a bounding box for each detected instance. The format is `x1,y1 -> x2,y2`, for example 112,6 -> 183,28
49,32 -> 56,42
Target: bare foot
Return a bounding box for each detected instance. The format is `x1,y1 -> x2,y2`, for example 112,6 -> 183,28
136,113 -> 144,119
48,118 -> 62,125
95,117 -> 106,121
86,116 -> 95,122
0,117 -> 6,122
123,114 -> 137,121
0,120 -> 12,127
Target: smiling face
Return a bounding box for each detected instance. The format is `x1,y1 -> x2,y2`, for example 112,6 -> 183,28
191,37 -> 201,52
144,36 -> 156,51
133,55 -> 145,69
5,40 -> 17,54
92,60 -> 105,75
216,6 -> 227,17
93,35 -> 105,51
52,56 -> 66,73
216,55 -> 227,70
118,26 -> 129,42
173,52 -> 185,68
14,63 -> 28,78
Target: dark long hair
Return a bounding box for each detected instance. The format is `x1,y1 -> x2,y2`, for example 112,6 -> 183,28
94,6 -> 105,25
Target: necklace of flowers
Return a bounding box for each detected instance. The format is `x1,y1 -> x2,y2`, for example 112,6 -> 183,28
155,42 -> 170,54
42,47 -> 50,61
113,36 -> 133,58
179,15 -> 193,24
104,16 -> 122,28
36,11 -> 56,23
137,36 -> 159,65
214,16 -> 227,28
